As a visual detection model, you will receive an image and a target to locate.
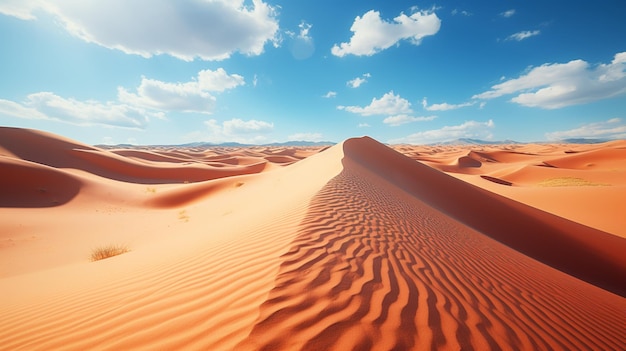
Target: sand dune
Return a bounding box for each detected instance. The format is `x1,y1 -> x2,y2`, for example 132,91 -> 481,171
1,128 -> 625,350
396,141 -> 626,237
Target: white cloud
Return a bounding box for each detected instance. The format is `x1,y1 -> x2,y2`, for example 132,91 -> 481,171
358,123 -> 371,128
288,132 -> 323,142
348,78 -> 366,88
451,9 -> 472,16
338,91 -> 412,116
422,98 -> 475,111
1,0 -> 279,61
0,92 -> 152,129
383,114 -> 436,126
0,67 -> 245,129
223,118 -> 273,134
118,68 -> 244,113
501,9 -> 516,18
389,120 -> 495,144
347,73 -> 371,88
323,91 -> 337,98
196,118 -> 274,144
506,30 -> 540,41
331,9 -> 441,57
0,0 -> 41,20
545,118 -> 626,140
473,52 -> 626,109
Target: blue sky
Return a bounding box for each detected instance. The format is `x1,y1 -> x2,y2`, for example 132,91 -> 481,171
1,0 -> 625,145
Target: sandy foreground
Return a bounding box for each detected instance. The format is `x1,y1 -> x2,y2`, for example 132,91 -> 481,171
1,127 -> 625,350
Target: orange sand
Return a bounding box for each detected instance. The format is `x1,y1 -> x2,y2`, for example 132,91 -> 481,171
1,127 -> 625,350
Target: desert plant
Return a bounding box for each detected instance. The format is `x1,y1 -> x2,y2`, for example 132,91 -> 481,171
90,244 -> 129,261
178,209 -> 190,222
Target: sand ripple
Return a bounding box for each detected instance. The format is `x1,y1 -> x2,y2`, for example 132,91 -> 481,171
240,155 -> 626,350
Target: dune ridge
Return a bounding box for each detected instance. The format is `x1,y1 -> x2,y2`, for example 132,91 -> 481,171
0,128 -> 269,185
1,129 -> 624,350
238,138 -> 626,350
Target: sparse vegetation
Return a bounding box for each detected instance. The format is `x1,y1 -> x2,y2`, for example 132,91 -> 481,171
90,244 -> 129,261
146,187 -> 157,193
538,177 -> 610,187
235,181 -> 245,187
178,209 -> 190,222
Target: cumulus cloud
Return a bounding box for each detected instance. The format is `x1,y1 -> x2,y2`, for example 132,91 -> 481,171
383,114 -> 436,126
338,91 -> 412,116
196,118 -> 274,144
323,91 -> 337,98
288,132 -> 323,142
506,30 -> 540,41
389,120 -> 495,144
501,9 -> 516,18
473,52 -> 626,109
118,68 -> 244,113
545,118 -> 626,140
0,92 -> 152,129
331,9 -> 441,57
0,68 -> 244,128
347,73 -> 371,88
0,0 -> 279,61
422,98 -> 474,111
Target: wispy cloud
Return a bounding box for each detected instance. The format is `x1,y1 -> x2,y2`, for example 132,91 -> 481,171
474,51 -> 626,109
323,91 -> 337,98
506,30 -> 541,41
451,9 -> 472,16
422,98 -> 474,111
383,114 -> 436,126
338,91 -> 412,116
545,118 -> 626,140
288,132 -> 323,141
187,118 -> 274,144
0,0 -> 279,61
501,9 -> 516,18
331,8 -> 441,57
389,120 -> 495,144
0,92 -> 153,129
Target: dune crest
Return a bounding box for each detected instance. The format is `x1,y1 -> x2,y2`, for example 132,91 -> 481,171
1,129 -> 624,350
239,137 -> 626,350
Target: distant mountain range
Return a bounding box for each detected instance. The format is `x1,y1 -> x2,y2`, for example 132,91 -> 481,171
430,138 -> 521,146
431,137 -> 616,146
98,140 -> 336,148
98,137 -> 617,148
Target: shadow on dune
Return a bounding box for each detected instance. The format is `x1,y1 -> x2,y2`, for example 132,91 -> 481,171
0,160 -> 81,207
343,137 -> 626,297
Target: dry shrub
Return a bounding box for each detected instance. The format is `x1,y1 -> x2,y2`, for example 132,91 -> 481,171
90,244 -> 129,261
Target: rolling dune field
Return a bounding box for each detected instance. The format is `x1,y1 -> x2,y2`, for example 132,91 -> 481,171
1,127 -> 625,350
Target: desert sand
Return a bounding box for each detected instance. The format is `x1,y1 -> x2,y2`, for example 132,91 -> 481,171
1,127 -> 625,350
